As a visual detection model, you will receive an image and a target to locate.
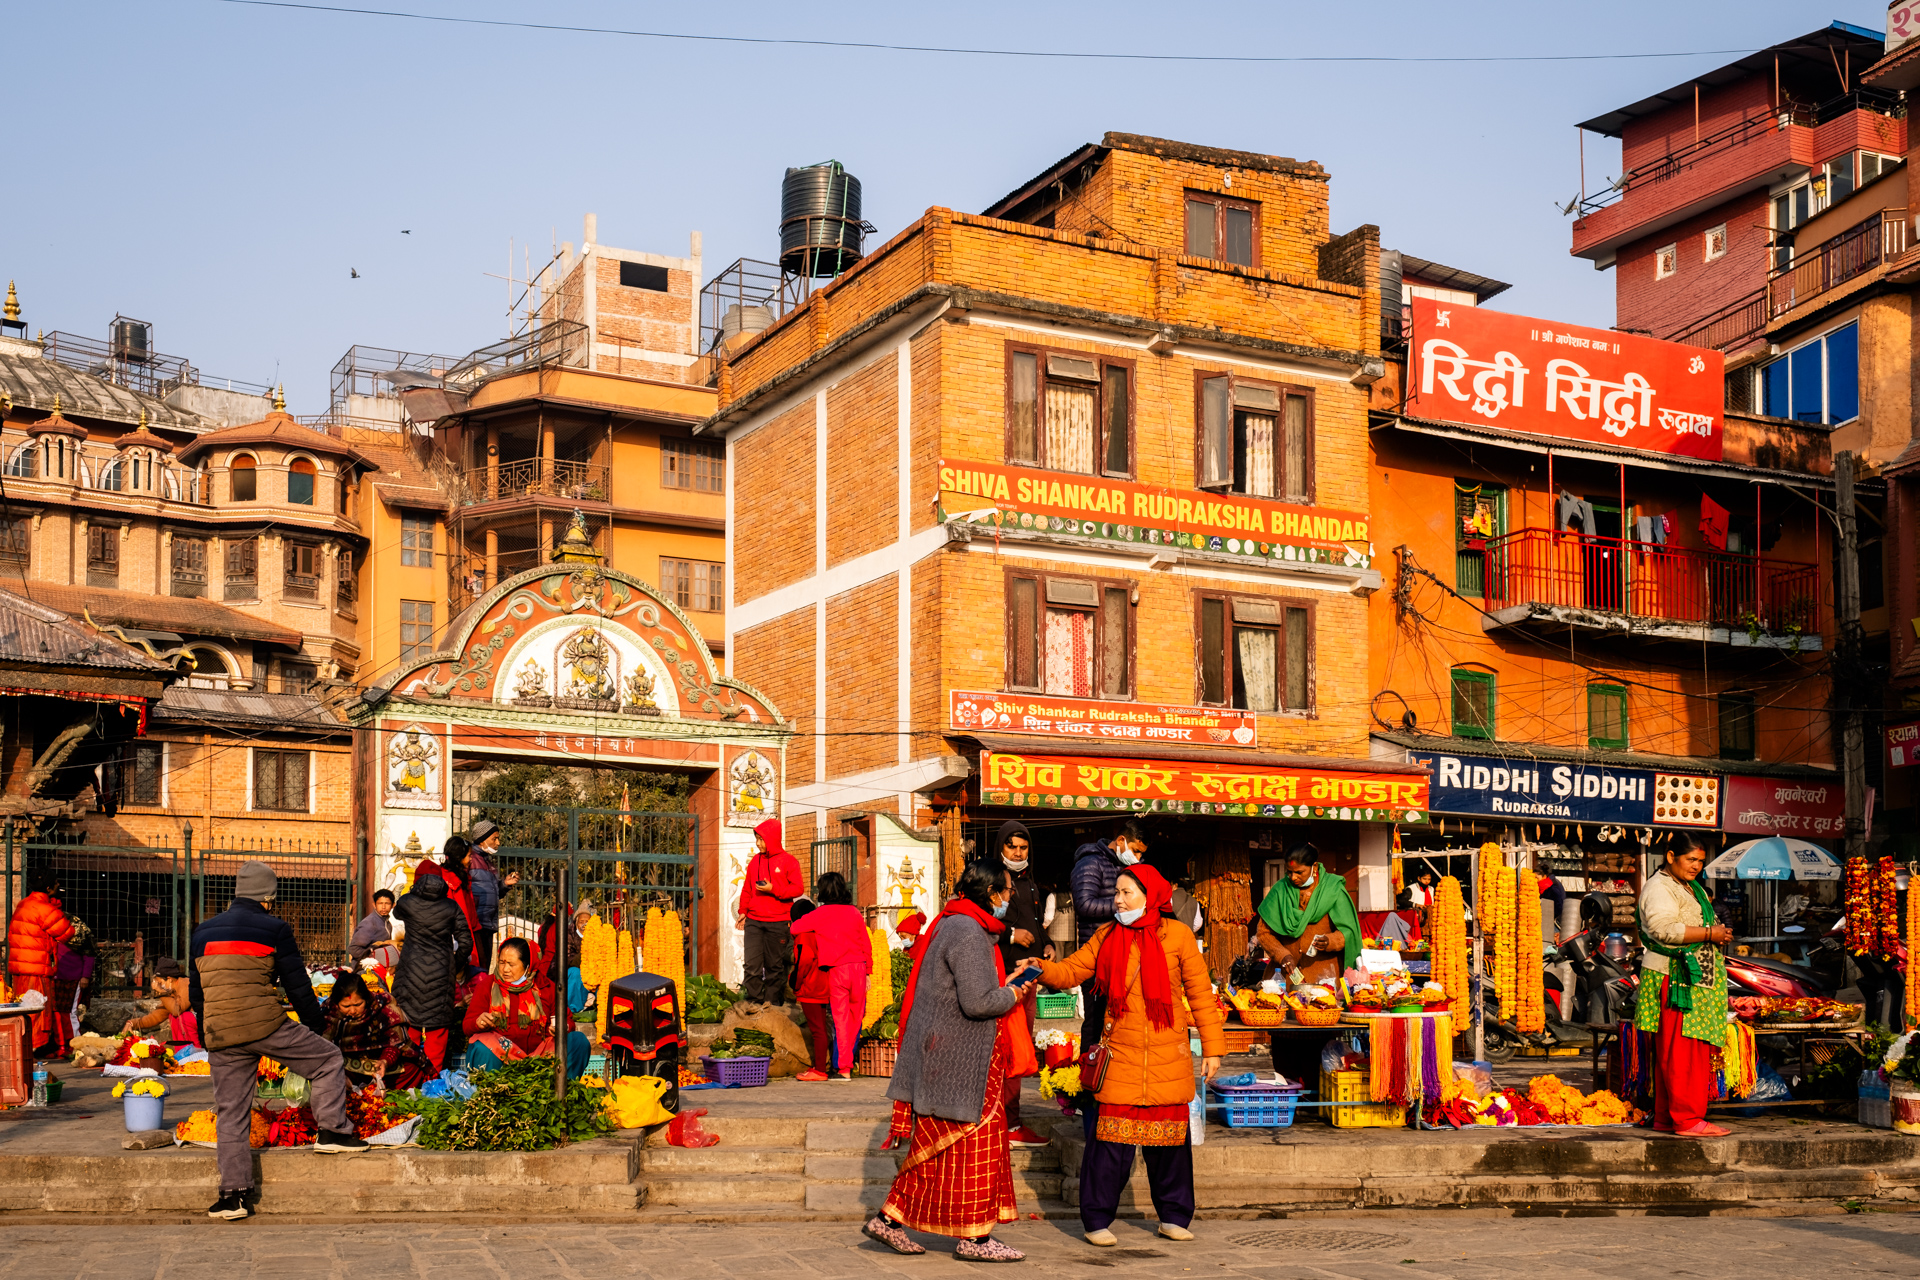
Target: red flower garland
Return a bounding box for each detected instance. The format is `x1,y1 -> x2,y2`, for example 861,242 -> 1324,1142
1872,857 -> 1899,962
1844,857 -> 1874,957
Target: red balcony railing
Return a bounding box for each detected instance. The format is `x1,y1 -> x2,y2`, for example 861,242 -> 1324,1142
1480,528 -> 1819,637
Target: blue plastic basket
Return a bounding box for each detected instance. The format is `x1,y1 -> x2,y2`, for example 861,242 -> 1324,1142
700,1055 -> 770,1088
1209,1081 -> 1303,1129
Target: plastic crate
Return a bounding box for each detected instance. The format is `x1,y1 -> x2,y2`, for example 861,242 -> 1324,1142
1035,992 -> 1078,1020
855,1038 -> 898,1078
700,1055 -> 770,1088
1320,1068 -> 1407,1129
1209,1081 -> 1302,1129
1860,1073 -> 1892,1129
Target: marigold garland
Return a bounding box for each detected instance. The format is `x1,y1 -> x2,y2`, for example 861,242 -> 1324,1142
1430,876 -> 1467,1005
1844,857 -> 1874,956
1872,856 -> 1899,962
1906,867 -> 1919,1030
1513,867 -> 1544,1033
863,927 -> 891,1030
640,907 -> 687,1029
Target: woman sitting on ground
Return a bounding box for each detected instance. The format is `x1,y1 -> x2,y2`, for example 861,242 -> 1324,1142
463,937 -> 591,1079
321,972 -> 435,1092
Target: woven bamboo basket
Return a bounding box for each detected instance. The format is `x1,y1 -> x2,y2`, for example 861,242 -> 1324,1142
1293,1008 -> 1342,1028
1237,1008 -> 1289,1028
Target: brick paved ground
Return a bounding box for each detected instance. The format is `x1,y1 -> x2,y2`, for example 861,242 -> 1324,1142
3,1213 -> 1916,1279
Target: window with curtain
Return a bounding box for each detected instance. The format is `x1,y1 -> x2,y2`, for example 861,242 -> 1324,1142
252,749 -> 310,812
1198,375 -> 1312,501
1006,572 -> 1132,696
1196,593 -> 1312,712
1005,347 -> 1131,477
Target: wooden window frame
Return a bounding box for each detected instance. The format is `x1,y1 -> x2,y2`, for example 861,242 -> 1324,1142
86,524 -> 120,573
1193,371 -> 1315,502
661,557 -> 725,613
1004,567 -> 1135,699
1183,189 -> 1262,269
229,454 -> 257,502
1587,683 -> 1629,750
399,598 -> 435,665
400,514 -> 434,567
1450,668 -> 1496,740
1454,480 -> 1507,598
661,437 -> 725,493
1190,589 -> 1315,714
251,748 -> 311,813
1003,341 -> 1136,480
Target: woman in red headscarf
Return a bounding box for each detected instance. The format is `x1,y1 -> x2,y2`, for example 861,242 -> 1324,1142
1038,864 -> 1224,1248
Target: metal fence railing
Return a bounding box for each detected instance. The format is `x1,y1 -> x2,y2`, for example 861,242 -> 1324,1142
1,826 -> 353,993
452,799 -> 698,977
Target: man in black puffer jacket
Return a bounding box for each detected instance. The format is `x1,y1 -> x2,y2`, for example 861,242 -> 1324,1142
190,861 -> 367,1222
392,872 -> 472,1072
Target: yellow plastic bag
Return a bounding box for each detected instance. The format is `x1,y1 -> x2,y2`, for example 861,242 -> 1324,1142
604,1074 -> 674,1128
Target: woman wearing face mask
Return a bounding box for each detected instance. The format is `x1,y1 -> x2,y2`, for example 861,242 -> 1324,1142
1037,864 -> 1224,1247
865,861 -> 1038,1263
992,820 -> 1052,1149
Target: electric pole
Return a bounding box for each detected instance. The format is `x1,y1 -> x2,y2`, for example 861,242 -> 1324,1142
1835,451 -> 1866,864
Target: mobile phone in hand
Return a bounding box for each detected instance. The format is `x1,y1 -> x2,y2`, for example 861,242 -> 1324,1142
1010,967 -> 1042,988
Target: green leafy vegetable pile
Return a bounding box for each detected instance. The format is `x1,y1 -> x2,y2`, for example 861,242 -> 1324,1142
706,1028 -> 775,1060
684,973 -> 742,1023
384,1057 -> 612,1151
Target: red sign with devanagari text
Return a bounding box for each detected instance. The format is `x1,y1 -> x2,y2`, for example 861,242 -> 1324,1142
1404,297 -> 1724,461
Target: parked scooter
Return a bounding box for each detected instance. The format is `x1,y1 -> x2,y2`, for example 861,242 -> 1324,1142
1480,971 -> 1594,1063
1558,894 -> 1637,1026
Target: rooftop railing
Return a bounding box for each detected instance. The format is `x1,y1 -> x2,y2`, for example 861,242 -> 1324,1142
1766,209 -> 1911,318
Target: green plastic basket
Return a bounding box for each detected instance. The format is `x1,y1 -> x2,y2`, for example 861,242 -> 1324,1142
1035,992 -> 1078,1020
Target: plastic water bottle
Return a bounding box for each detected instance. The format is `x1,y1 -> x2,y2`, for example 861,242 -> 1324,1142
28,1070 -> 47,1108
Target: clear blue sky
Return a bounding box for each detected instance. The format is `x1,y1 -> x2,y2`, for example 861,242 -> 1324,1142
3,2 -> 1883,411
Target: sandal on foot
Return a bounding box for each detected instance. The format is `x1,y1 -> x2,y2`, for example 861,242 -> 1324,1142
956,1238 -> 1025,1263
1158,1224 -> 1194,1241
1084,1229 -> 1117,1247
863,1216 -> 926,1255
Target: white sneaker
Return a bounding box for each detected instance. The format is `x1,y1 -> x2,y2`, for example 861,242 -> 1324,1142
1084,1229 -> 1117,1247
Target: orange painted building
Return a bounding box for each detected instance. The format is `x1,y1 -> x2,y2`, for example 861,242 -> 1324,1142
1363,271 -> 1844,910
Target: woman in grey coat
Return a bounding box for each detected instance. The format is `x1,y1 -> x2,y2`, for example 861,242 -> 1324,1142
865,861 -> 1035,1263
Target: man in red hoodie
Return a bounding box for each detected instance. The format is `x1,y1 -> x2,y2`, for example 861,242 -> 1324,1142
737,819 -> 803,1007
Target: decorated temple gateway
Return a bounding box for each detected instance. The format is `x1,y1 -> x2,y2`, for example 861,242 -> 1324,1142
349,512 -> 789,979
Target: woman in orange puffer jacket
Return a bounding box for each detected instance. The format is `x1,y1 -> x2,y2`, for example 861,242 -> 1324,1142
1037,863 -> 1223,1248
7,868 -> 74,1057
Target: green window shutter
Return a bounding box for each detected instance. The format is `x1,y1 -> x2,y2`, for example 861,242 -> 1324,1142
1587,684 -> 1628,750
1450,669 -> 1495,739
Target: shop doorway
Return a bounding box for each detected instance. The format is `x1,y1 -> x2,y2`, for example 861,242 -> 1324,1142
1582,498 -> 1630,611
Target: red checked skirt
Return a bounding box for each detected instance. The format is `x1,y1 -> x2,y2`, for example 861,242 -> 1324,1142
882,1038 -> 1018,1239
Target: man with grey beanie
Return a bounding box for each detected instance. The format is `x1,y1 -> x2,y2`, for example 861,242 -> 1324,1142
189,860 -> 366,1220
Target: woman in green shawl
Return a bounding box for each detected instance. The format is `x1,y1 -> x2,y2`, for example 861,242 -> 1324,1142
1635,835 -> 1733,1137
1252,844 -> 1363,1081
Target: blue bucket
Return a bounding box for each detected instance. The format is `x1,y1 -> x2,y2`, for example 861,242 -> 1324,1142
123,1092 -> 167,1132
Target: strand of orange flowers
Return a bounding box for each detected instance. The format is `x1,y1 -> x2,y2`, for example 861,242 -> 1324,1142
1432,875 -> 1467,1004
1844,857 -> 1874,956
1907,865 -> 1919,1030
1513,865 -> 1545,1033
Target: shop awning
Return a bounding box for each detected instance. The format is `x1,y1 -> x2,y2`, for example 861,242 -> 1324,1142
973,740 -> 1430,824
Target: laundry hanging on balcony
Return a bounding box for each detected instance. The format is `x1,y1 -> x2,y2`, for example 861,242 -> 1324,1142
1632,515 -> 1668,546
1698,494 -> 1730,551
1554,490 -> 1596,535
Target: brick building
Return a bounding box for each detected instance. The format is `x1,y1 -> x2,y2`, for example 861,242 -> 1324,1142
702,134 -> 1430,966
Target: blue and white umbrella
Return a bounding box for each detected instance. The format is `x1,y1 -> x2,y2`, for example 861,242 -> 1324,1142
1704,836 -> 1842,882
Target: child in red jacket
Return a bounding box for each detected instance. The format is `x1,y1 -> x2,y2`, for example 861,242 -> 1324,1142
789,897 -> 832,1080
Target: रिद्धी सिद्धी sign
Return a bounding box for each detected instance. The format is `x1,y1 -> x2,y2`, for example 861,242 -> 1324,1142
950,689 -> 1257,747
1404,297 -> 1724,461
936,459 -> 1372,568
981,750 -> 1428,822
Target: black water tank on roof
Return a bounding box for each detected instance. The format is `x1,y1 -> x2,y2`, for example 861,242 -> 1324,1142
780,162 -> 864,278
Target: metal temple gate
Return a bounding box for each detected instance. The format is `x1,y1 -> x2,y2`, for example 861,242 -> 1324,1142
452,799 -> 699,976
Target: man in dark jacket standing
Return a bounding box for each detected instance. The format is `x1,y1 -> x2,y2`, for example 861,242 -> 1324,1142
465,820 -> 519,972
190,862 -> 365,1221
392,873 -> 473,1070
737,819 -> 803,1007
1071,820 -> 1147,1049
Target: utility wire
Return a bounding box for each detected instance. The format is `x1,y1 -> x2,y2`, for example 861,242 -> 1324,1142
215,2 -> 1761,65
